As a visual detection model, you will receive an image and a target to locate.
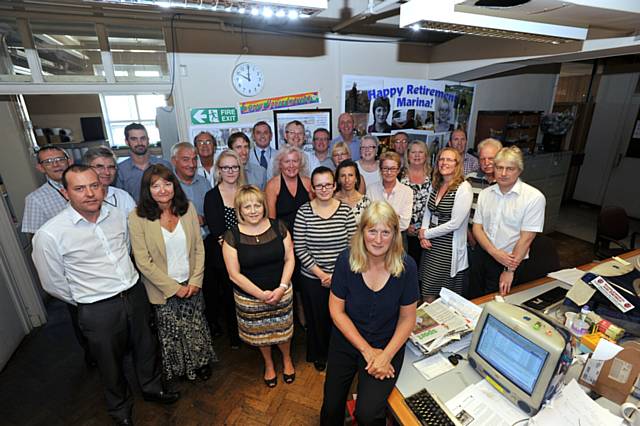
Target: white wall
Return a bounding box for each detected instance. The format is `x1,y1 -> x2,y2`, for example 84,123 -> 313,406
172,40 -> 431,141
574,73 -> 638,206
467,73 -> 558,145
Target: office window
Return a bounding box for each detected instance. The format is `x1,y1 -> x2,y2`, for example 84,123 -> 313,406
101,94 -> 166,147
106,25 -> 168,82
0,17 -> 31,80
29,21 -> 103,80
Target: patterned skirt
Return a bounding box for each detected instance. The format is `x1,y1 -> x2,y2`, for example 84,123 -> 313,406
233,286 -> 294,347
154,291 -> 217,381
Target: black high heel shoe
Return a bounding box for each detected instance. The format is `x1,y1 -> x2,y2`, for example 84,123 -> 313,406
283,371 -> 296,384
264,374 -> 277,388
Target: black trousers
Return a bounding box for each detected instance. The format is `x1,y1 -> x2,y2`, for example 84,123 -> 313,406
65,302 -> 92,359
215,265 -> 241,346
320,330 -> 405,426
407,235 -> 422,268
202,236 -> 222,328
299,275 -> 331,363
468,245 -> 526,297
76,282 -> 163,422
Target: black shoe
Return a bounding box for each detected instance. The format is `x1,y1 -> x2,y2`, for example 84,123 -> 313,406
264,372 -> 277,388
210,323 -> 223,338
114,418 -> 133,425
84,353 -> 97,369
195,365 -> 211,381
142,390 -> 180,404
283,372 -> 296,384
314,361 -> 326,372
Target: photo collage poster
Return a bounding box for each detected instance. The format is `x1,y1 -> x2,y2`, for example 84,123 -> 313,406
341,75 -> 475,158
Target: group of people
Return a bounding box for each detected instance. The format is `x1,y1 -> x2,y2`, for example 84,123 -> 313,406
25,112 -> 545,426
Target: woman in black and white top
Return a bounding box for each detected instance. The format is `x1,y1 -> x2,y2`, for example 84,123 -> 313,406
293,166 -> 356,371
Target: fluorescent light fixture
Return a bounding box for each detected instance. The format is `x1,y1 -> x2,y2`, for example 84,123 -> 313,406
275,9 -> 286,18
252,0 -> 327,8
263,7 -> 274,18
411,24 -> 420,32
251,7 -> 260,16
400,0 -> 588,43
238,7 -> 246,14
156,1 -> 171,8
287,10 -> 299,19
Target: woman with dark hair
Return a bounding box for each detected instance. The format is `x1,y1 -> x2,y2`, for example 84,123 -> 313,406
293,167 -> 356,371
367,97 -> 392,134
321,201 -> 419,425
203,150 -> 246,349
334,160 -> 370,223
419,147 -> 473,302
129,164 -> 216,382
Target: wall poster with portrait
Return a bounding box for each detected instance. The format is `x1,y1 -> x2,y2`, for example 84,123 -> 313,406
273,108 -> 332,153
340,75 -> 475,149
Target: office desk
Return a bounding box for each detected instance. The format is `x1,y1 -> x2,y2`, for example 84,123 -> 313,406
388,249 -> 640,425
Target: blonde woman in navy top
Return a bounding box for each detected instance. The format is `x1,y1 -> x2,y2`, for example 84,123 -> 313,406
321,201 -> 419,426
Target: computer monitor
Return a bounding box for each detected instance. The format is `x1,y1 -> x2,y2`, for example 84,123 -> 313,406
468,302 -> 570,415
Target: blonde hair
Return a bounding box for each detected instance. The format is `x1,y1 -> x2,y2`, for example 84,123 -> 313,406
331,141 -> 352,160
494,146 -> 524,171
233,185 -> 268,222
214,149 -> 246,186
404,140 -> 431,177
349,201 -> 405,277
272,145 -> 309,177
378,151 -> 402,177
432,147 -> 464,191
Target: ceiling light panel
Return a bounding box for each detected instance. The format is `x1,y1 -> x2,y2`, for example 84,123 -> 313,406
84,0 -> 327,15
400,0 -> 588,43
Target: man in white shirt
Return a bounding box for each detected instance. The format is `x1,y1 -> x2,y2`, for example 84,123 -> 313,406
308,128 -> 334,173
331,113 -> 361,161
83,147 -> 136,217
471,146 -> 546,297
32,165 -> 179,425
248,121 -> 277,181
194,131 -> 216,187
366,151 -> 413,245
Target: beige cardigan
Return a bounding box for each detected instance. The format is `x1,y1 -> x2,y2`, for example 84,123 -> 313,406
128,202 -> 204,305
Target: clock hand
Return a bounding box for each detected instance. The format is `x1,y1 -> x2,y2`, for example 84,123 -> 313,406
246,65 -> 251,82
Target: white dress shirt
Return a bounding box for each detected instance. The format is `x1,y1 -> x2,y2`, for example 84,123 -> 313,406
196,157 -> 216,188
105,186 -> 137,217
421,181 -> 473,277
32,204 -> 139,305
366,181 -> 413,231
473,179 -> 546,258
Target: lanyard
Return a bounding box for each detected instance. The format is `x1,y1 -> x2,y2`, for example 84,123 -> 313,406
47,181 -> 66,201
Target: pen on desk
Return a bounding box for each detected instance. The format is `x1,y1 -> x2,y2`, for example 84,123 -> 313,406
605,279 -> 636,296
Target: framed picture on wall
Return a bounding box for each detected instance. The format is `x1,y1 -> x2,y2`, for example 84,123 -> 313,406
273,108 -> 332,152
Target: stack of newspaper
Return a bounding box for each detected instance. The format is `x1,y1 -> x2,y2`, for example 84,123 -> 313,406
410,288 -> 482,355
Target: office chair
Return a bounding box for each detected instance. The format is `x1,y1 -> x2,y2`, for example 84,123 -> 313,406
515,235 -> 561,285
594,206 -> 638,260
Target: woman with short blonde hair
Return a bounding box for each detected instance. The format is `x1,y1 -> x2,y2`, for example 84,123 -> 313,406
321,201 -> 419,425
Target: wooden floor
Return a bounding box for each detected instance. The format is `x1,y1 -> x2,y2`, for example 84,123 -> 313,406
0,232 -> 594,425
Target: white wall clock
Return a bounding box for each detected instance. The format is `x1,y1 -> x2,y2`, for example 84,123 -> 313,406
232,62 -> 264,97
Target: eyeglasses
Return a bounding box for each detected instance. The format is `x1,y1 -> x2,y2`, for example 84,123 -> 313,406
438,158 -> 457,163
92,165 -> 117,172
196,140 -> 214,146
360,146 -> 376,151
39,157 -> 68,166
220,165 -> 240,172
313,183 -> 334,191
381,167 -> 399,173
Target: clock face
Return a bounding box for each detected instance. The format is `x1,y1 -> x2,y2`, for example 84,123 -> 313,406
232,62 -> 264,97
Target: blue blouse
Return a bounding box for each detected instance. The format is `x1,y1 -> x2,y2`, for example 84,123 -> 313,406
331,249 -> 419,349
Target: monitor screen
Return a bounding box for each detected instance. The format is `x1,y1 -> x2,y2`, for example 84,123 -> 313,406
476,314 -> 549,395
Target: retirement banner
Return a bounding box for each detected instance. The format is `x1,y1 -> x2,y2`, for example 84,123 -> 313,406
340,75 -> 475,138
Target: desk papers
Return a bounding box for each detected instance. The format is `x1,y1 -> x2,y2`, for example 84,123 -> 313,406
530,379 -> 624,426
413,353 -> 455,380
445,380 -> 529,426
410,289 -> 481,355
547,268 -> 585,286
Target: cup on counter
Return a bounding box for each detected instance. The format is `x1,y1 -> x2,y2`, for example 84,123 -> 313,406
621,402 -> 640,426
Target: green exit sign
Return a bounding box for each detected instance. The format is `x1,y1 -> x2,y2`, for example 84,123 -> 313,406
190,107 -> 238,125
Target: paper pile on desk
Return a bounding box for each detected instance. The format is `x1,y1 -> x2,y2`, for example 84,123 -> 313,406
410,289 -> 481,355
530,379 -> 624,425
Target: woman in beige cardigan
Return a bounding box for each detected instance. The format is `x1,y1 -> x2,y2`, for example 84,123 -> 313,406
129,164 -> 216,382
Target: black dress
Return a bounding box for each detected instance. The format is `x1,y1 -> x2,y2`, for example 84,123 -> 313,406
224,220 -> 293,346
275,174 -> 310,232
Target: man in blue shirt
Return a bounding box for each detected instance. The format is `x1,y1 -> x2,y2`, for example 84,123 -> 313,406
331,113 -> 361,161
115,123 -> 171,202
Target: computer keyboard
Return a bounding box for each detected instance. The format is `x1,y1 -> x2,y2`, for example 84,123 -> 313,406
404,388 -> 462,426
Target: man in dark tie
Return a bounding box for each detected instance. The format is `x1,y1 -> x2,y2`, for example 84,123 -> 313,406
248,121 -> 277,188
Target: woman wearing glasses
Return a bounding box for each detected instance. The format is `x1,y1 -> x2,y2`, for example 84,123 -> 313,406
356,135 -> 381,188
418,147 -> 473,302
366,151 -> 413,250
203,150 -> 246,348
293,167 -> 356,372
